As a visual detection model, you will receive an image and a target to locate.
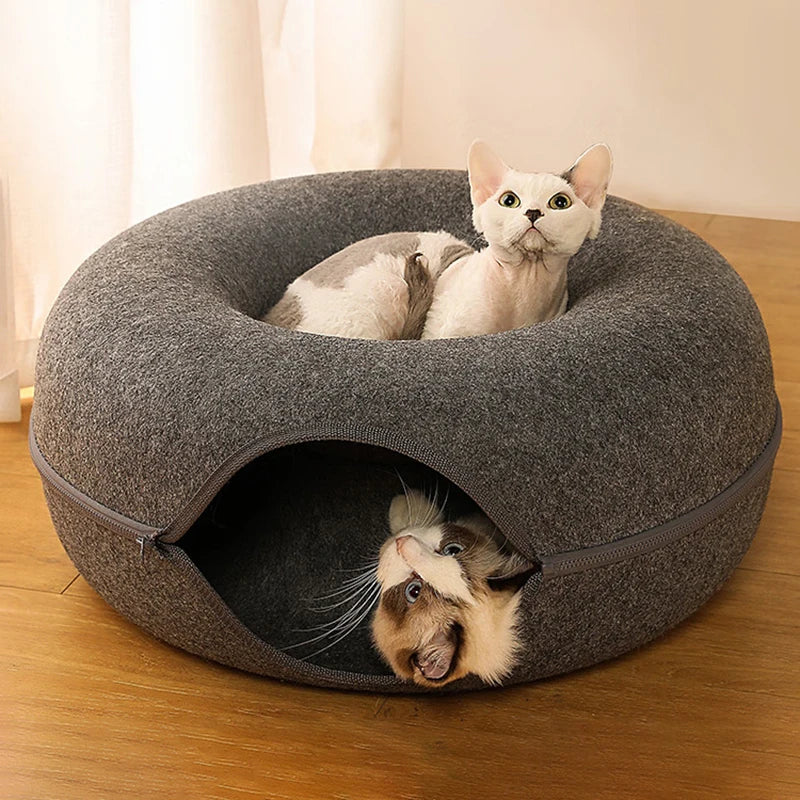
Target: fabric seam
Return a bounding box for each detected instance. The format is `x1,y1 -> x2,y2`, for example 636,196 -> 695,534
29,399 -> 781,578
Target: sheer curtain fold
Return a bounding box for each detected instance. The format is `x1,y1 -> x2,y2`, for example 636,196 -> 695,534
0,0 -> 404,421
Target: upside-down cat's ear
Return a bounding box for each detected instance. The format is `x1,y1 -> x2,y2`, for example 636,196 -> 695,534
562,143 -> 613,211
388,489 -> 444,534
468,140 -> 509,206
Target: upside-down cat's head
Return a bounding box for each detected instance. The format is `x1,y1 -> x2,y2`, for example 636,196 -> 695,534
371,489 -> 535,687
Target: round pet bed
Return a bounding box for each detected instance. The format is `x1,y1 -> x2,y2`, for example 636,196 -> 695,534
30,169 -> 780,692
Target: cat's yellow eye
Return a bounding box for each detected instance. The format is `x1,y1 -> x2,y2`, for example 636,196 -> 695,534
548,192 -> 573,210
498,191 -> 521,208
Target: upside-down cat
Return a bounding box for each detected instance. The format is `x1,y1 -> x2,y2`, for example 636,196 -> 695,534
371,488 -> 535,686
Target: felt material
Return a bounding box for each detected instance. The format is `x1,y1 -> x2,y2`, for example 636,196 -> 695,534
33,172 -> 776,558
31,169 -> 779,690
40,452 -> 773,692
181,443 -> 480,674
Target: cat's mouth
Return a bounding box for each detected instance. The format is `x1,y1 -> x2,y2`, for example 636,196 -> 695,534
525,225 -> 551,245
411,624 -> 462,683
510,226 -> 552,254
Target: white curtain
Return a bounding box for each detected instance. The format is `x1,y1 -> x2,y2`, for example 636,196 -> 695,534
0,0 -> 404,422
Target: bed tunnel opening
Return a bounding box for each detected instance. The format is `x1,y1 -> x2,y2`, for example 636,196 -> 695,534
178,440 -> 533,676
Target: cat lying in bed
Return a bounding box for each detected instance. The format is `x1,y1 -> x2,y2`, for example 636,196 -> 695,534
264,140 -> 612,339
371,488 -> 535,686
285,486 -> 535,687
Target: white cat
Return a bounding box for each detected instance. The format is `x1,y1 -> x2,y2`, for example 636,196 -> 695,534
422,140 -> 612,338
265,140 -> 612,339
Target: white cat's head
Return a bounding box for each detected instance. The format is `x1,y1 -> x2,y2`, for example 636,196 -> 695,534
371,489 -> 534,687
468,140 -> 613,262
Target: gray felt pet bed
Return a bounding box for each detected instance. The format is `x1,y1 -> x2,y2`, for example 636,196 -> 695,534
30,169 -> 780,692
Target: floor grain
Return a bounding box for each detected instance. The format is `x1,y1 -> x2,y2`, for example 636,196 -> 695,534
2,209 -> 799,800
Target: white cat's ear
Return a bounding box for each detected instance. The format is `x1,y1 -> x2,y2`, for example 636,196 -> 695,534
468,140 -> 509,206
563,143 -> 613,211
389,489 -> 444,533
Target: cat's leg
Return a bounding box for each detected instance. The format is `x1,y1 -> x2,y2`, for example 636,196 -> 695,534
263,291 -> 303,329
289,255 -> 410,339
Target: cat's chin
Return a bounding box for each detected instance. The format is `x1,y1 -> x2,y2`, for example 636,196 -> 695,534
505,229 -> 553,259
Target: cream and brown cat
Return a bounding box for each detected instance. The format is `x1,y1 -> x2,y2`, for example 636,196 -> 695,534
371,488 -> 534,686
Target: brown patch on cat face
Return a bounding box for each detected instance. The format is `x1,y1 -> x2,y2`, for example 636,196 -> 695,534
379,581 -> 414,625
372,581 -> 468,684
438,522 -> 508,591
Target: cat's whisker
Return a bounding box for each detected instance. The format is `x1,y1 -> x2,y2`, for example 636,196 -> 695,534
337,561 -> 379,573
311,579 -> 373,602
321,566 -> 378,589
296,588 -> 377,631
395,471 -> 413,525
440,484 -> 451,514
299,587 -> 382,660
321,583 -> 381,629
430,484 -> 440,525
417,483 -> 437,528
285,584 -> 381,652
309,578 -> 378,613
310,573 -> 377,604
334,571 -> 378,590
309,574 -> 377,604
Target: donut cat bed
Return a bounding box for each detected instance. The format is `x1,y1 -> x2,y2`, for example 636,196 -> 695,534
31,170 -> 780,692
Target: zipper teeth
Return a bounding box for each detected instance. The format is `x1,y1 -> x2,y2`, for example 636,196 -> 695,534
167,543 -> 405,690
541,401 -> 782,578
30,402 -> 781,689
31,400 -> 782,577
156,425 -> 529,546
28,423 -> 161,541
548,508 -> 731,575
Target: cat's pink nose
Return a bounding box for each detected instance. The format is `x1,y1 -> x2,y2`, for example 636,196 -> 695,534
395,535 -> 412,555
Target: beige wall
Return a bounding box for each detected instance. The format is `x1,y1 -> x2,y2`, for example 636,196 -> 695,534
402,0 -> 800,220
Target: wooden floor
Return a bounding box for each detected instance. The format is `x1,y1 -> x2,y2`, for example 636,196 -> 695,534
2,210 -> 799,800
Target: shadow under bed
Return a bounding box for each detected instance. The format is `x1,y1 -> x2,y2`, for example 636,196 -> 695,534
179,442 -> 480,675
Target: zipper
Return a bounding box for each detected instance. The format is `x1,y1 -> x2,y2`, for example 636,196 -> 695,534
540,401 -> 782,579
28,422 -> 162,545
29,399 -> 781,579
165,543 -> 405,690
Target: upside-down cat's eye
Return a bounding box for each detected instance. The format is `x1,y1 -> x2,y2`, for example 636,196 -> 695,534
441,542 -> 464,556
405,580 -> 422,603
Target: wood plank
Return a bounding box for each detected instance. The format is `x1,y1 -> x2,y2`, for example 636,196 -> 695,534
777,381 -> 800,430
62,574 -> 96,598
658,210 -> 800,383
3,564 -> 800,800
739,468 -> 800,577
0,399 -> 77,593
